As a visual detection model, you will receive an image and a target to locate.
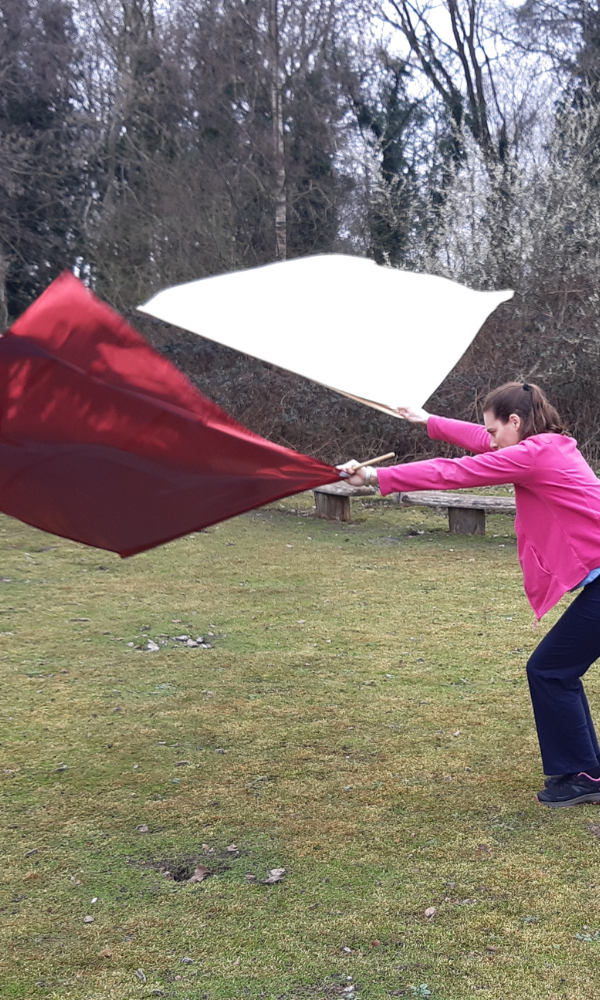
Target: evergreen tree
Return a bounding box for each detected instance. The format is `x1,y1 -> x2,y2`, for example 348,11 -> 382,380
0,0 -> 82,320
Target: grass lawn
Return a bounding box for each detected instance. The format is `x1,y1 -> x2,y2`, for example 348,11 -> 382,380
1,493 -> 600,1000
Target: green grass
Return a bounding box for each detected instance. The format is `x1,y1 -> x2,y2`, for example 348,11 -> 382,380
1,493 -> 600,1000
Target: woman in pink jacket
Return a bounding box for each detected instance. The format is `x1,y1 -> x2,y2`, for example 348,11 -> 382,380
341,382 -> 600,808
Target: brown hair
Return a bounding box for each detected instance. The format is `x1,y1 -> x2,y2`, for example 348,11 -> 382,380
482,382 -> 568,438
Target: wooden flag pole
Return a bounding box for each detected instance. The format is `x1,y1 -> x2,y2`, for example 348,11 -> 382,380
353,452 -> 395,471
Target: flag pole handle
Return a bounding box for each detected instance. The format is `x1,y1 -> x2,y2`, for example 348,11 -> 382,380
353,452 -> 395,471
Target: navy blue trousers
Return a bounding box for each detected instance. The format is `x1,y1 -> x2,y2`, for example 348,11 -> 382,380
527,575 -> 600,775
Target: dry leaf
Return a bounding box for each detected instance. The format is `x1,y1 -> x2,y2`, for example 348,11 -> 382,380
187,865 -> 211,883
260,867 -> 286,884
245,873 -> 258,882
175,761 -> 191,766
371,939 -> 381,946
477,844 -> 491,853
226,844 -> 238,852
233,957 -> 240,966
589,821 -> 600,840
98,947 -> 112,958
135,969 -> 147,982
342,946 -> 352,953
424,907 -> 436,919
486,945 -> 499,953
137,824 -> 149,834
83,915 -> 94,924
146,640 -> 159,652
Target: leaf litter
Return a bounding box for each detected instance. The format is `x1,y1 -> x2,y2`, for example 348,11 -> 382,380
245,867 -> 286,885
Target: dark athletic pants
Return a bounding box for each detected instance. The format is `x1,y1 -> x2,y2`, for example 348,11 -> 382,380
527,574 -> 600,775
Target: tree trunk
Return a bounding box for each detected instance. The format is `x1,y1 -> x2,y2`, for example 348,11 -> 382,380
269,0 -> 286,261
0,248 -> 8,330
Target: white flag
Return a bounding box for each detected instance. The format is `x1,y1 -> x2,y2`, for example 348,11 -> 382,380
138,255 -> 513,417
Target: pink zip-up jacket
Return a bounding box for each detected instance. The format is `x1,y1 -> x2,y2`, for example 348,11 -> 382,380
377,415 -> 600,619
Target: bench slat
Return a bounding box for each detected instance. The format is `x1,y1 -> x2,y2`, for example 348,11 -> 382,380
400,491 -> 515,513
314,483 -> 378,497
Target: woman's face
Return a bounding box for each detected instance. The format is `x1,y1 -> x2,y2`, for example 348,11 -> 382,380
483,410 -> 523,450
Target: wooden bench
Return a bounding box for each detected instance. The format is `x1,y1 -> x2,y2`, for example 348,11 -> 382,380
399,490 -> 516,535
313,482 -> 378,521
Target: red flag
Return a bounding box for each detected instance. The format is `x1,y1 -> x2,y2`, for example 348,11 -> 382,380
0,272 -> 340,555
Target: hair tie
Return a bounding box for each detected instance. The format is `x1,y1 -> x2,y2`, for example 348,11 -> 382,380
523,383 -> 531,391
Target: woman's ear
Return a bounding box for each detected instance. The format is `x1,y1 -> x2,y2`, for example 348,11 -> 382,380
509,412 -> 522,432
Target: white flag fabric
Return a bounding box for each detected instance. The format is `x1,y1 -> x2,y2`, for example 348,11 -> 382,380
138,255 -> 513,417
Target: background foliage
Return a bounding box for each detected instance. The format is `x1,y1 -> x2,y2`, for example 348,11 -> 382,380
3,0 -> 600,461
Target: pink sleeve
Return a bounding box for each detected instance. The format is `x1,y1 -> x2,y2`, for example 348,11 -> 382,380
427,415 -> 492,454
377,439 -> 535,496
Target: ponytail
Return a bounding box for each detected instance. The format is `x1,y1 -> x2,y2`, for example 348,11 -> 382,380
483,382 -> 568,439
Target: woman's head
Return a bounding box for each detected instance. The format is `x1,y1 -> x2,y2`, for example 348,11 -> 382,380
482,382 -> 567,449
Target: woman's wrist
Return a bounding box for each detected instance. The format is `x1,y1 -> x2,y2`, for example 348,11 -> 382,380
363,466 -> 379,486
396,405 -> 432,424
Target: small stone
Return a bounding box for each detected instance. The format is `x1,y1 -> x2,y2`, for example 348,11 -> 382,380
83,915 -> 94,924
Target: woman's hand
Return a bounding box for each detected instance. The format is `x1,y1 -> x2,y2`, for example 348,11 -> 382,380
396,405 -> 431,424
336,460 -> 378,487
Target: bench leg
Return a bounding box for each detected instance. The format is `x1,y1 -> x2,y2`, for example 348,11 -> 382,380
314,492 -> 351,522
448,507 -> 485,535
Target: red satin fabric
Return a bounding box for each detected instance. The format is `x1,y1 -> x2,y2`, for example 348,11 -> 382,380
0,272 -> 340,555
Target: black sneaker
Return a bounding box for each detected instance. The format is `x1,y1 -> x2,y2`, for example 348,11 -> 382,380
537,772 -> 600,808
543,772 -> 576,788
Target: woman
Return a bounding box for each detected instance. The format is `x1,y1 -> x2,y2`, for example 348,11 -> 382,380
341,382 -> 600,808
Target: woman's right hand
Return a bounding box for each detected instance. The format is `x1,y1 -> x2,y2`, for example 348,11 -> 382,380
396,405 -> 431,424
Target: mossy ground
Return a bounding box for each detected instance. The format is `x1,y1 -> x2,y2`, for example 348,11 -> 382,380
1,494 -> 600,1000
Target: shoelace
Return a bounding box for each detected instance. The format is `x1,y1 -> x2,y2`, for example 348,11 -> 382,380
547,772 -> 578,788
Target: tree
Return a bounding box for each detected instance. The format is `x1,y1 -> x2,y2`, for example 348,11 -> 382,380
378,0 -> 539,284
0,0 -> 82,320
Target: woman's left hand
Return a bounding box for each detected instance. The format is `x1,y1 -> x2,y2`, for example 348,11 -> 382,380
336,460 -> 373,487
